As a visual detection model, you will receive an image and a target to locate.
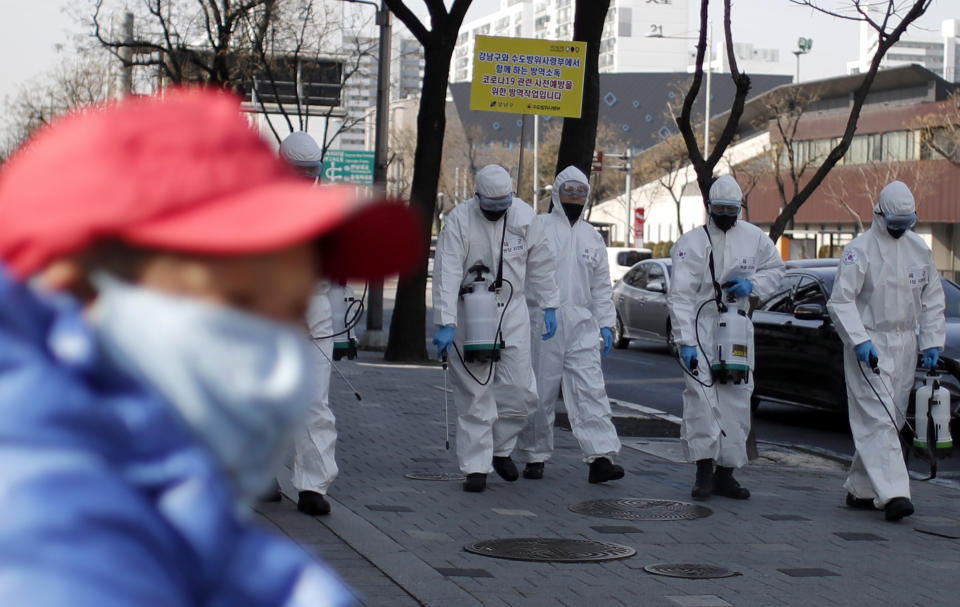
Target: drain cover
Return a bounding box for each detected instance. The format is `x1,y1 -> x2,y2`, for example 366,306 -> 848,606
644,563 -> 739,579
463,537 -> 636,563
570,498 -> 712,521
405,471 -> 465,481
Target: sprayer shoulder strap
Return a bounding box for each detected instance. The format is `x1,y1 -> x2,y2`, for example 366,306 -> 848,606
703,225 -> 723,304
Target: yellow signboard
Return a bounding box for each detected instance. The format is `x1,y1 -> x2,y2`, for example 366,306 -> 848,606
469,36 -> 587,118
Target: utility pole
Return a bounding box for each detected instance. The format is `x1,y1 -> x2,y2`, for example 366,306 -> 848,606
356,0 -> 392,350
625,148 -> 633,247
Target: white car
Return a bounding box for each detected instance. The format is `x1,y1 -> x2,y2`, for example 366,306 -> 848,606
606,247 -> 653,286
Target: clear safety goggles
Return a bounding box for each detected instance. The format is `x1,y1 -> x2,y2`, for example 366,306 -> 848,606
709,199 -> 742,216
297,162 -> 323,179
558,181 -> 589,198
477,193 -> 513,211
880,211 -> 918,231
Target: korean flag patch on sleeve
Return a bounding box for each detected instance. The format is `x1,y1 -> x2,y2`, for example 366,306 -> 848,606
842,250 -> 858,265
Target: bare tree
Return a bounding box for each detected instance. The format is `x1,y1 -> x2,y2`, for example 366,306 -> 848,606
554,0 -> 611,178
382,0 -> 473,362
913,89 -> 960,168
675,0 -> 752,204
761,0 -> 933,241
2,46 -> 115,161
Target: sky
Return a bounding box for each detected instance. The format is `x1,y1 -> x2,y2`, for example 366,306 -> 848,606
0,0 -> 956,112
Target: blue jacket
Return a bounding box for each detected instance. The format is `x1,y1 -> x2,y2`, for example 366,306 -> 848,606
0,267 -> 353,607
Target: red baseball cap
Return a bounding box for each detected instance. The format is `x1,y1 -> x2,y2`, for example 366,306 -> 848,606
0,87 -> 422,281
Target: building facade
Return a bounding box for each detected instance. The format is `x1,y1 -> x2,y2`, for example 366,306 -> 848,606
848,17 -> 960,83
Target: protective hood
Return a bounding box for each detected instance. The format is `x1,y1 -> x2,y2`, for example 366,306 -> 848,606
875,180 -> 916,216
551,165 -> 590,222
475,164 -> 513,199
279,131 -> 323,169
873,180 -> 917,238
708,175 -> 743,206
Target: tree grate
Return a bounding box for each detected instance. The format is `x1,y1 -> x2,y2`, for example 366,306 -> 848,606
569,498 -> 712,521
643,563 -> 739,579
405,471 -> 465,481
463,537 -> 636,563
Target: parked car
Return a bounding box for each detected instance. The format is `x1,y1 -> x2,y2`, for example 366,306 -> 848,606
611,258 -> 673,349
607,247 -> 653,286
750,260 -> 960,428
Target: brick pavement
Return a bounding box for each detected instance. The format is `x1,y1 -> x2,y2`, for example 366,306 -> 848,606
257,351 -> 960,607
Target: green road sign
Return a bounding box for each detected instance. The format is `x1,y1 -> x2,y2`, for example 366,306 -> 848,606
322,149 -> 375,185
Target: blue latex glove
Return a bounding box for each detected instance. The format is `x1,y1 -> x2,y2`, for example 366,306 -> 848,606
542,308 -> 557,341
680,345 -> 698,371
854,340 -> 878,364
922,347 -> 940,369
600,327 -> 614,357
432,325 -> 455,358
725,278 -> 753,298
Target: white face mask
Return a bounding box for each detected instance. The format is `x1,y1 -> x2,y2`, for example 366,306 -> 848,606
90,275 -> 319,501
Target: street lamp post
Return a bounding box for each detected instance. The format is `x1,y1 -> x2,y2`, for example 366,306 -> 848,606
793,37 -> 813,83
343,0 -> 392,350
646,21 -> 712,152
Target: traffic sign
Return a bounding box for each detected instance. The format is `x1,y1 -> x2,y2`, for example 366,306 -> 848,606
322,149 -> 375,185
634,207 -> 645,239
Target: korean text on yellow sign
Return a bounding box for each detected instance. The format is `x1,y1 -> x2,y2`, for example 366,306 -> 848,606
470,36 -> 586,118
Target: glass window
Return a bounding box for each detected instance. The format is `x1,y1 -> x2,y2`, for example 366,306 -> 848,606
942,278 -> 960,319
762,273 -> 802,312
619,7 -> 632,37
847,134 -> 868,164
623,265 -> 648,289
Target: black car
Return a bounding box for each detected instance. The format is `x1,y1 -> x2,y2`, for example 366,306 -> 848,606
750,261 -> 960,422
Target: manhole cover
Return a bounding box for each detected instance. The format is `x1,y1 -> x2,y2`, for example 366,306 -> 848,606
463,537 -> 636,563
569,498 -> 712,521
405,471 -> 465,481
643,563 -> 739,579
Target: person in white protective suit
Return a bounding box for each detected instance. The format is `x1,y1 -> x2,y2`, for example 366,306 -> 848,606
668,175 -> 785,501
516,166 -> 624,484
827,180 -> 945,522
278,131 -> 338,516
432,164 -> 560,493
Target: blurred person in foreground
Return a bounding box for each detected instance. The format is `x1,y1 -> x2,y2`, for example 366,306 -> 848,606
516,166 -> 624,484
827,180 -> 945,522
277,131 -> 338,516
0,88 -> 420,606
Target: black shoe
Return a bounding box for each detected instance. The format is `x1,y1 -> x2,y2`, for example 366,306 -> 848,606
523,462 -> 544,479
846,493 -> 877,510
259,479 -> 282,503
297,491 -> 331,516
588,457 -> 625,484
884,497 -> 914,521
712,466 -> 750,500
492,456 -> 519,482
691,459 -> 714,501
463,473 -> 487,492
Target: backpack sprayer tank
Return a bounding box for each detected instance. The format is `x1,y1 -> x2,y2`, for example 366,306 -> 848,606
914,369 -> 953,456
329,283 -> 358,361
711,294 -> 751,384
460,262 -> 503,363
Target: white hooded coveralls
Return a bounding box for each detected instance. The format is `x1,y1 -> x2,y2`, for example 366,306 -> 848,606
668,177 -> 784,468
280,131 -> 339,496
517,166 -> 621,464
827,181 -> 945,508
292,283 -> 339,495
433,173 -> 559,475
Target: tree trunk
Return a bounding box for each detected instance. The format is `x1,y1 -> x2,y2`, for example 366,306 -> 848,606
554,0 -> 610,178
384,40 -> 453,362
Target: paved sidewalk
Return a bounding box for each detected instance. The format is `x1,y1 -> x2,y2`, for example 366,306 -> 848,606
256,351 -> 960,607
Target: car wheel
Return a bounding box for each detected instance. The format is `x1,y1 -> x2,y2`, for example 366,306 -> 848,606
614,315 -> 629,349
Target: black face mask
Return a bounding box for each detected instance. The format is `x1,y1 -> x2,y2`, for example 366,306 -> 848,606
561,202 -> 584,222
481,208 -> 507,222
887,227 -> 907,239
711,213 -> 737,232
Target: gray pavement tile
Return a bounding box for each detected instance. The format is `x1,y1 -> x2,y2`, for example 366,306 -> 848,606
777,567 -> 840,577
433,567 -> 494,578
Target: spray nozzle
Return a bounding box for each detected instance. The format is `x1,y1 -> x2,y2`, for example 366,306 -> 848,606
441,350 -> 448,370
869,353 -> 880,375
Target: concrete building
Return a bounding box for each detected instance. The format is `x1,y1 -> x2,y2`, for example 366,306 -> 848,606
848,16 -> 960,83
451,0 -> 692,83
591,64 -> 960,279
